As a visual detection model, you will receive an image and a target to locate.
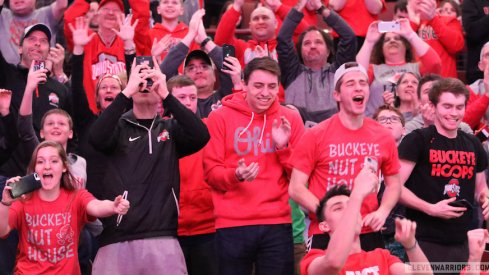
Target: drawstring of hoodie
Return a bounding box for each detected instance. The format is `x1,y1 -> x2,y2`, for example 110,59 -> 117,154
238,112 -> 267,145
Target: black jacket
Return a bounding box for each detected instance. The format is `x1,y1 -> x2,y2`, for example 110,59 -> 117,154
0,49 -> 71,177
89,92 -> 210,247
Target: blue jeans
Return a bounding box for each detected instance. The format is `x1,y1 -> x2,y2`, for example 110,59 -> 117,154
216,224 -> 294,275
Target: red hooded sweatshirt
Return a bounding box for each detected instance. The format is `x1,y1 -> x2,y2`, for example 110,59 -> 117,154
178,119 -> 215,236
203,92 -> 305,229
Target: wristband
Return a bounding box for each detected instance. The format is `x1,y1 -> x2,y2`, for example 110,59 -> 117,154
200,37 -> 212,48
404,240 -> 417,251
1,200 -> 12,207
316,5 -> 326,15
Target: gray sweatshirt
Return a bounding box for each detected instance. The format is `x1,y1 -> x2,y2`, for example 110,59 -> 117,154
277,8 -> 356,124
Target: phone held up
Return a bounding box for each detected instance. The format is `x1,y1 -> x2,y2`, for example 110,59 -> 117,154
135,56 -> 154,89
378,21 -> 400,33
222,44 -> 236,71
8,173 -> 42,199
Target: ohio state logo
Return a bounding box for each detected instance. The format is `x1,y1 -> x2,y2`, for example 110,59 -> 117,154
443,178 -> 460,197
157,129 -> 170,142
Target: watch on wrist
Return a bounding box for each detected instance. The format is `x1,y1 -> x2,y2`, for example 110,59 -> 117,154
200,36 -> 212,48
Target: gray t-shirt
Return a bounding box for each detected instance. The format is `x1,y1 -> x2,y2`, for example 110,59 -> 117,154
0,6 -> 57,65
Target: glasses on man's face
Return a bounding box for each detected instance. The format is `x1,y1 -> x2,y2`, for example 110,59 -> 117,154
377,115 -> 402,124
185,64 -> 212,73
99,7 -> 120,14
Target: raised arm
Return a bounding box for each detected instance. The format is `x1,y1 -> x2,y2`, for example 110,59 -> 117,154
365,0 -> 384,15
51,0 -> 69,21
356,21 -> 382,70
214,0 -> 245,47
159,9 -> 203,78
276,3 -> 305,88
307,167 -> 379,275
64,0 -> 91,51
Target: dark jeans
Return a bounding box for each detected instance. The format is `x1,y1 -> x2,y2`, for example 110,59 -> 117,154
216,224 -> 294,275
178,233 -> 218,275
0,176 -> 16,275
311,231 -> 384,251
418,240 -> 468,275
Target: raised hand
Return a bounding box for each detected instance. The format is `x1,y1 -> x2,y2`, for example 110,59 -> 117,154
263,0 -> 282,12
382,91 -> 395,106
351,165 -> 379,199
394,218 -> 417,249
233,0 -> 245,11
272,116 -> 291,150
112,13 -> 139,42
365,21 -> 382,44
254,44 -> 269,59
396,18 -> 416,39
2,176 -> 22,206
189,9 -> 206,39
69,17 -> 96,50
235,159 -> 259,182
123,59 -> 149,97
145,57 -> 169,100
0,89 -> 12,116
222,56 -> 243,89
416,0 -> 436,21
113,195 -> 130,215
151,35 -> 172,59
26,60 -> 48,93
47,43 -> 66,77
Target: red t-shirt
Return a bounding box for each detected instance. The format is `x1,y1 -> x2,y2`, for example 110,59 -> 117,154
7,189 -> 95,275
290,114 -> 400,235
300,248 -> 401,275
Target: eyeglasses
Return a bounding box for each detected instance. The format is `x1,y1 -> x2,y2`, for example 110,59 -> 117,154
99,7 -> 121,14
185,64 -> 212,73
377,115 -> 402,124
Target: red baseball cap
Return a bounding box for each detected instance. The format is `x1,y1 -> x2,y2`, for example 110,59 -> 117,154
99,0 -> 124,12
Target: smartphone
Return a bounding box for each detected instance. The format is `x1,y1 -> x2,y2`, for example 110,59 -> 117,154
378,21 -> 400,33
33,61 -> 46,84
135,56 -> 154,87
222,44 -> 235,70
476,126 -> 489,143
8,173 -> 42,199
364,156 -> 378,173
448,199 -> 473,209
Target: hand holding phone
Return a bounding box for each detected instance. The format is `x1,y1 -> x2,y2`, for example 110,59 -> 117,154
378,21 -> 400,33
222,44 -> 235,71
135,56 -> 155,88
7,173 -> 42,199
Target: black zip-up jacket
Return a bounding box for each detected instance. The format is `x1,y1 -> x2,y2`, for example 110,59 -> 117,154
89,92 -> 210,247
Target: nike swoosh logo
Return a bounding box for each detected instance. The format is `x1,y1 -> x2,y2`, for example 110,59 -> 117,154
129,136 -> 141,142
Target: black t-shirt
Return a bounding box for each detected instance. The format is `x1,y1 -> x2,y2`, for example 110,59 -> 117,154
399,125 -> 488,244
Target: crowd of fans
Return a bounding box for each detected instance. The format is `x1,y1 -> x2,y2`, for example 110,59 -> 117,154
1,0 -> 489,274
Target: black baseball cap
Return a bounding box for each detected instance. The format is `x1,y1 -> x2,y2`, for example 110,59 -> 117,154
20,23 -> 52,46
184,50 -> 213,68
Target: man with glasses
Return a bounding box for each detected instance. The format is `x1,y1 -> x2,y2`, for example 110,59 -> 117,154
289,62 -> 401,251
161,11 -> 234,118
398,77 -> 489,268
64,0 -> 149,114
